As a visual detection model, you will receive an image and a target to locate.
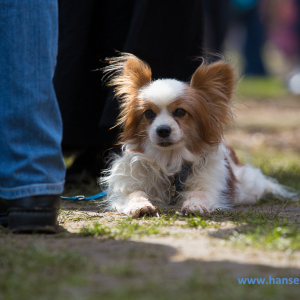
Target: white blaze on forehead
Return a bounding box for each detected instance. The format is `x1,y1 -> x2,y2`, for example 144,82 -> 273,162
139,79 -> 185,107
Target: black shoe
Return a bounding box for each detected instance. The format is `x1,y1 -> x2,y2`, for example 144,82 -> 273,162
0,195 -> 61,233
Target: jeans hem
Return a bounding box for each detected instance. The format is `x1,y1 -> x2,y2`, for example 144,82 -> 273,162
0,181 -> 65,199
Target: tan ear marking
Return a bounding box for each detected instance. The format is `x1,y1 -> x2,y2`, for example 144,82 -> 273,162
190,61 -> 235,100
187,60 -> 236,146
104,53 -> 152,97
123,57 -> 152,90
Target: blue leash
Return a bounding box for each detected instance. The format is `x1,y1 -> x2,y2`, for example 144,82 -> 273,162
61,189 -> 108,201
60,163 -> 192,202
60,164 -> 192,202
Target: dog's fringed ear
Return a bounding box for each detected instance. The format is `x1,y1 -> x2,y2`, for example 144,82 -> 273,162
104,53 -> 152,100
123,57 -> 152,90
190,60 -> 235,129
190,60 -> 235,102
103,53 -> 152,144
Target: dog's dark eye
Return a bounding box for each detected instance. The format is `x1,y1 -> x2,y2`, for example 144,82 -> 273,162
173,108 -> 186,118
144,110 -> 156,119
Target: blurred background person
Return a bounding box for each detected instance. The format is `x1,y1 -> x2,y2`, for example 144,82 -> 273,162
203,0 -> 231,54
204,0 -> 300,92
204,0 -> 267,75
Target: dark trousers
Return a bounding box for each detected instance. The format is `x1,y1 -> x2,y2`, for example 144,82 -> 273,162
54,0 -> 204,149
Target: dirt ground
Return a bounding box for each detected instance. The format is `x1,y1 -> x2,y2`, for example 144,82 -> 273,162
225,97 -> 300,152
57,201 -> 300,270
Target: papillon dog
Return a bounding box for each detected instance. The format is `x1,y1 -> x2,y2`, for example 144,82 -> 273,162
100,53 -> 295,217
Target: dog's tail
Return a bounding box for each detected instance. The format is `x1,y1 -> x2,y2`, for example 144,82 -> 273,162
233,162 -> 299,205
263,176 -> 299,200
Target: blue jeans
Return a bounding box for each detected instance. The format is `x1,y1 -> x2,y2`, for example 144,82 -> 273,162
0,0 -> 66,199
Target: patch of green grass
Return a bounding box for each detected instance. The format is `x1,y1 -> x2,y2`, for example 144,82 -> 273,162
0,242 -> 92,300
228,217 -> 300,252
144,211 -> 218,229
237,76 -> 287,99
203,205 -> 300,252
197,207 -> 281,224
80,218 -> 168,239
130,212 -> 215,229
101,263 -> 139,278
186,215 -> 211,228
142,210 -> 181,225
86,269 -> 300,300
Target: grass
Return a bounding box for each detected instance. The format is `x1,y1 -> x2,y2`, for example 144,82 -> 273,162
2,241 -> 299,300
201,205 -> 300,252
199,207 -> 282,224
0,242 -> 92,300
237,76 -> 288,99
80,218 -> 168,239
186,215 -> 211,228
100,263 -> 139,278
79,212 -> 221,239
76,197 -> 300,252
228,217 -> 300,252
86,272 -> 300,300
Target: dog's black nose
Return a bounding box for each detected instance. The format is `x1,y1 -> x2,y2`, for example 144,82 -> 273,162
156,125 -> 172,138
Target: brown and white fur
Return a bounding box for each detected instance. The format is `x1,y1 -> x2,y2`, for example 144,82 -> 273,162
100,53 -> 295,217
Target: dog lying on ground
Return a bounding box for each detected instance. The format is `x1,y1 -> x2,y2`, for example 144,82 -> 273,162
100,53 -> 295,217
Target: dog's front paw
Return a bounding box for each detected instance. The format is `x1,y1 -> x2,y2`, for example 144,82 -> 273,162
126,203 -> 157,218
125,191 -> 157,218
181,192 -> 211,216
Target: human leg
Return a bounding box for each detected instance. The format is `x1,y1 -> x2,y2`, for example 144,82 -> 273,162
0,0 -> 65,232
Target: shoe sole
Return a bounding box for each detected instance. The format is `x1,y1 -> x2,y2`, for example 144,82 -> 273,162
0,215 -> 8,227
8,211 -> 58,234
